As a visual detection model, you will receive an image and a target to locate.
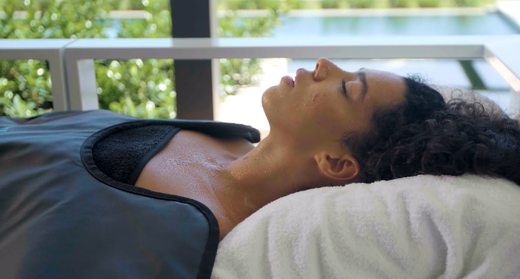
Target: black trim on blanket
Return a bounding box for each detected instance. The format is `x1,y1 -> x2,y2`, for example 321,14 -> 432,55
127,127 -> 182,185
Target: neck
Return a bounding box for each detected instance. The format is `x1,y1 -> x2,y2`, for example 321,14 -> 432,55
214,133 -> 316,227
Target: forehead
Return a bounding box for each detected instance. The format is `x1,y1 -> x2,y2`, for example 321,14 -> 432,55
362,68 -> 406,108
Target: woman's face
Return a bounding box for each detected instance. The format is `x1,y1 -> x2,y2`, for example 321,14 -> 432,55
262,58 -> 407,150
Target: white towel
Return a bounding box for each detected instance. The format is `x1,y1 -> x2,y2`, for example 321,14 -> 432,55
212,174 -> 520,279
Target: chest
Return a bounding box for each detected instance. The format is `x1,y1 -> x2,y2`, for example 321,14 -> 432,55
134,129 -> 253,198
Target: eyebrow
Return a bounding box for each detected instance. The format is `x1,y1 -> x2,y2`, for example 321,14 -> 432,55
357,71 -> 368,102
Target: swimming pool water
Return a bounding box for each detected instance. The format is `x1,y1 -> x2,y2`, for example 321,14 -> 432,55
271,13 -> 520,37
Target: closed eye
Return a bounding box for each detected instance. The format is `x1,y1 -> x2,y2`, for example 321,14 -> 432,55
341,79 -> 348,96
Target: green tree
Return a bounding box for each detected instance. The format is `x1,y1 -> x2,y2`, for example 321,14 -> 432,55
95,0 -> 177,118
418,0 -> 441,7
454,0 -> 484,7
0,0 -> 110,117
217,9 -> 284,96
389,0 -> 415,8
0,0 -> 286,118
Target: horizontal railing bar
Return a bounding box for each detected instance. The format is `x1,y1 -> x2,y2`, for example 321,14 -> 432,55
0,39 -> 74,50
63,36 -> 509,60
0,39 -> 73,60
0,39 -> 74,111
2,36 -> 519,113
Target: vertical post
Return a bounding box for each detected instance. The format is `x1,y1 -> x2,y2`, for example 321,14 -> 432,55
170,0 -> 215,120
459,60 -> 487,90
48,44 -> 71,111
209,0 -> 221,120
65,56 -> 99,111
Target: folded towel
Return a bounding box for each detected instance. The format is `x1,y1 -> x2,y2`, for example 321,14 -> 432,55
212,174 -> 520,279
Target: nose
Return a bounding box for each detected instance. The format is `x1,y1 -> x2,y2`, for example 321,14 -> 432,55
313,57 -> 333,81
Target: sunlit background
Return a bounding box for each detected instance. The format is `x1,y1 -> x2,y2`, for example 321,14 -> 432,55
1,0 -> 519,137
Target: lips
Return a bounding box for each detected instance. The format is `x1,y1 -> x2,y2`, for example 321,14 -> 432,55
295,68 -> 307,86
282,76 -> 294,88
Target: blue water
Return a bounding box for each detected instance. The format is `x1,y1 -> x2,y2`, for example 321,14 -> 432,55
271,13 -> 520,37
104,12 -> 519,38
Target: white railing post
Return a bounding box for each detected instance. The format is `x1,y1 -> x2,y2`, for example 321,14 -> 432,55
0,39 -> 74,111
65,56 -> 99,111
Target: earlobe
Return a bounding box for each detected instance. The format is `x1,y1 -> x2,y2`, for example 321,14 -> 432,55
315,153 -> 359,182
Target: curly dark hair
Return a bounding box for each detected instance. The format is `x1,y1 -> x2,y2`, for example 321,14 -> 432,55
344,75 -> 520,185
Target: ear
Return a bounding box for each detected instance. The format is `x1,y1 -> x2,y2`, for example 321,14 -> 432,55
314,152 -> 360,182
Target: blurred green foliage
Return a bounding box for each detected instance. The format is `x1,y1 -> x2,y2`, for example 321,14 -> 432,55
388,0 -> 415,7
106,0 -> 144,10
0,60 -> 53,117
321,0 -> 347,8
0,0 -> 179,118
0,0 -> 110,117
95,0 -> 178,118
418,0 -> 442,8
0,0 -> 282,118
453,0 -> 484,7
218,9 -> 284,95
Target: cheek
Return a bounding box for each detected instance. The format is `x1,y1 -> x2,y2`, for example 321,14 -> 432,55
299,93 -> 329,126
309,94 -> 369,139
300,91 -> 325,111
305,93 -> 345,134
315,111 -> 345,137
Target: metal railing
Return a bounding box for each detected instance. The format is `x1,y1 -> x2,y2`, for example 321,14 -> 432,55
1,35 -> 520,118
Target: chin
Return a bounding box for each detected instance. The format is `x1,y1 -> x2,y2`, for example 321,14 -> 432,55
261,85 -> 285,129
261,85 -> 278,114
263,86 -> 301,134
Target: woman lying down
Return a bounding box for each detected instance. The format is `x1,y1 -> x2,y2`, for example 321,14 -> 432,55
1,58 -> 519,279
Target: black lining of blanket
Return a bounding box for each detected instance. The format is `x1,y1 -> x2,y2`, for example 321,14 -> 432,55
92,124 -> 179,185
127,127 -> 181,185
